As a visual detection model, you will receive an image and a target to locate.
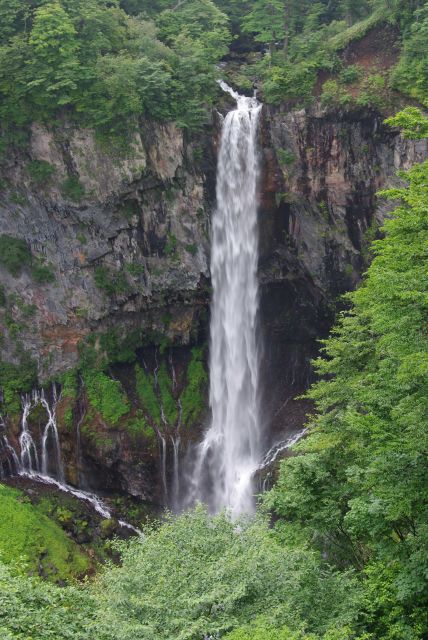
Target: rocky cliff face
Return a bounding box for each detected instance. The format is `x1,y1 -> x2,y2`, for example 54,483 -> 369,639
257,104 -> 426,444
0,121 -> 213,379
0,104 -> 426,505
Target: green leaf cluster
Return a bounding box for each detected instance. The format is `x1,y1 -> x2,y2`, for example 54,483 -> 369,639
83,370 -> 130,426
0,0 -> 231,141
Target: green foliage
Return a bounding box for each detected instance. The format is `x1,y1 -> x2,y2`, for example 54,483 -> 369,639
0,561 -> 94,640
263,62 -> 317,105
242,0 -> 286,52
355,73 -> 386,108
0,0 -> 231,140
93,507 -> 361,640
94,265 -> 130,297
184,243 -> 198,256
267,114 -> 428,639
126,262 -> 145,277
327,8 -> 384,51
99,328 -> 142,364
126,410 -> 155,441
277,148 -> 295,167
385,107 -> 428,140
0,234 -> 31,276
224,621 -> 316,640
320,79 -> 351,106
0,355 -> 37,414
27,1 -> 80,109
31,259 -> 55,284
0,484 -> 90,582
391,5 -> 428,107
135,363 -> 161,424
26,159 -> 56,186
84,370 -> 130,426
338,64 -> 362,84
164,233 -> 177,257
61,175 -> 85,201
180,347 -> 207,426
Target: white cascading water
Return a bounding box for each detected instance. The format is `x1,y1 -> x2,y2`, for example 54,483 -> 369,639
188,82 -> 262,516
0,385 -> 140,532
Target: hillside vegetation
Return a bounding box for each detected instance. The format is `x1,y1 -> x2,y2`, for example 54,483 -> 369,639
0,0 -> 426,154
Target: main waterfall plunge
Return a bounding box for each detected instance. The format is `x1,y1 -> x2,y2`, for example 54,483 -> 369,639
187,84 -> 263,516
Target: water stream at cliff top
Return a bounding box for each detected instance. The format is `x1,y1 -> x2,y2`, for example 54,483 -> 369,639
187,82 -> 262,516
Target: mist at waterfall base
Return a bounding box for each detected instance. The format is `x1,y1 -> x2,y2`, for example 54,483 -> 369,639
185,83 -> 264,517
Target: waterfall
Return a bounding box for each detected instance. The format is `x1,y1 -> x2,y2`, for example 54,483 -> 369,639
19,394 -> 39,473
188,83 -> 262,516
159,433 -> 168,501
40,386 -> 64,482
171,435 -> 180,509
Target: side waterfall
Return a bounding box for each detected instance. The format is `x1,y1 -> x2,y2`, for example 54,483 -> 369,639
0,385 -> 139,532
188,83 -> 262,516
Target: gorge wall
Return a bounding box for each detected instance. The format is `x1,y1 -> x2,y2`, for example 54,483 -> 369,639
0,103 -> 426,506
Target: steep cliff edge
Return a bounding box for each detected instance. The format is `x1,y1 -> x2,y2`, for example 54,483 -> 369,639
0,103 -> 426,506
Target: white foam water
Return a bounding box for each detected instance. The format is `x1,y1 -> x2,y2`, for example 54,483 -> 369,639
187,83 -> 262,516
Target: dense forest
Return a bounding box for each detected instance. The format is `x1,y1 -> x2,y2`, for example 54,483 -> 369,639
0,0 -> 427,143
0,0 -> 427,639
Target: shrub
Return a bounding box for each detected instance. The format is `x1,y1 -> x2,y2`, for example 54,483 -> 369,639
94,266 -> 130,297
184,243 -> 198,256
277,148 -> 295,167
31,260 -> 55,284
164,233 -> 178,257
356,74 -> 386,108
26,160 -> 55,186
320,80 -> 351,106
0,235 -> 31,276
84,370 -> 130,426
0,561 -> 94,639
93,508 -> 362,640
126,262 -> 145,277
338,64 -> 362,84
0,356 -> 37,414
61,175 -> 85,202
263,63 -> 316,105
126,410 -> 155,441
0,285 -> 6,306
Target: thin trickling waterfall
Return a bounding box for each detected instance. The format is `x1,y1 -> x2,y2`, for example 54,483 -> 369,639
171,435 -> 180,509
19,394 -> 39,473
0,384 -> 139,531
159,433 -> 168,500
188,83 -> 262,516
40,386 -> 64,482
